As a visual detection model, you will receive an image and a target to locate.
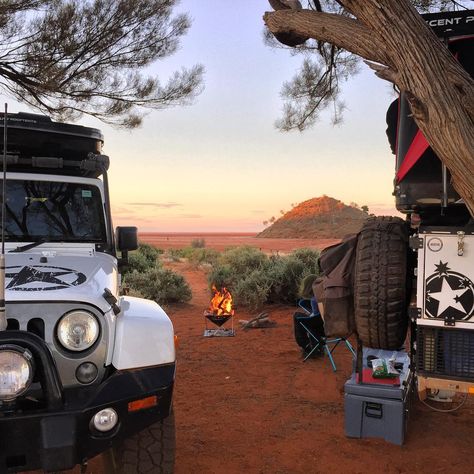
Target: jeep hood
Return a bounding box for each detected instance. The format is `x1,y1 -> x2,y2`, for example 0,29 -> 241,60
3,250 -> 119,313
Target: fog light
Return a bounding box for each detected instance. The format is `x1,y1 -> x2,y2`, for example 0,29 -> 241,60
0,346 -> 34,401
92,408 -> 118,432
76,362 -> 98,384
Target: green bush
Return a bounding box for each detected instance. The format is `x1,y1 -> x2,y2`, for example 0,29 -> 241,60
289,248 -> 320,273
206,246 -> 320,308
123,243 -> 162,275
207,264 -> 234,290
126,251 -> 152,274
191,238 -> 206,248
138,243 -> 163,263
266,256 -> 306,304
233,269 -> 271,310
166,246 -> 218,266
167,248 -> 186,261
219,246 -> 267,275
124,267 -> 192,304
188,248 -> 219,267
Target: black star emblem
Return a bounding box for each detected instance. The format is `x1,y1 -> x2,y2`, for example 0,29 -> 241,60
435,261 -> 450,276
5,265 -> 86,291
425,268 -> 474,321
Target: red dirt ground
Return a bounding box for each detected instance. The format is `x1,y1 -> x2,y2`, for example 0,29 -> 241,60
28,244 -> 474,474
159,263 -> 474,474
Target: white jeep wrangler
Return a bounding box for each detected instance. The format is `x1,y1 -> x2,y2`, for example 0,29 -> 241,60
0,113 -> 176,473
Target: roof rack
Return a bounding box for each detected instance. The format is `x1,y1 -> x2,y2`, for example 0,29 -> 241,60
0,112 -> 107,177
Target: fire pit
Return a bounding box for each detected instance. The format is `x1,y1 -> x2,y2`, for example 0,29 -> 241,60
203,285 -> 235,337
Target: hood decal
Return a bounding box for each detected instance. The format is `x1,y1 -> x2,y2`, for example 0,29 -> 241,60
6,265 -> 87,291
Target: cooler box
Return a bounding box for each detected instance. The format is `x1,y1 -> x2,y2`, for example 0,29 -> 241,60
344,349 -> 413,445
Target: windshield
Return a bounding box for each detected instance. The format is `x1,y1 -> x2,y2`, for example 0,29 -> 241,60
1,179 -> 107,242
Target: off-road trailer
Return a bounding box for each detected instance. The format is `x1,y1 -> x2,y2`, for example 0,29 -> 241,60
0,112 -> 176,473
354,10 -> 474,398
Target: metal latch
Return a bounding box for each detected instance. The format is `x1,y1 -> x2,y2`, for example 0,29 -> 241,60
409,235 -> 423,250
103,288 -> 120,315
457,231 -> 465,256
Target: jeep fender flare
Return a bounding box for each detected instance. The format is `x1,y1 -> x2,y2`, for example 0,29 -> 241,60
112,296 -> 175,370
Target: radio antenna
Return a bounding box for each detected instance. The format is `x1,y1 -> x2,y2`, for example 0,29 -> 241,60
0,103 -> 7,330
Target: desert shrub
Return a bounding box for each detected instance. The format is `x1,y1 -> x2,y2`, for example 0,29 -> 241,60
266,256 -> 307,304
179,247 -> 198,259
123,243 -> 162,275
167,246 -> 218,266
191,238 -> 206,248
167,248 -> 186,261
233,269 -> 271,310
125,287 -> 145,299
138,242 -> 163,263
206,246 -> 321,308
188,248 -> 219,267
207,264 -> 234,290
289,248 -> 320,274
219,246 -> 267,275
126,251 -> 152,274
207,247 -> 269,292
124,267 -> 192,304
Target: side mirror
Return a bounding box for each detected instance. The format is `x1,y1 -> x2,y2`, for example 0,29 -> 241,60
116,227 -> 138,266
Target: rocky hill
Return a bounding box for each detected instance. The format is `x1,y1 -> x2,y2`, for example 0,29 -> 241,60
258,196 -> 368,239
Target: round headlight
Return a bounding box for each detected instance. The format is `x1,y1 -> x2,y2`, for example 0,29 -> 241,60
0,346 -> 34,401
57,311 -> 99,352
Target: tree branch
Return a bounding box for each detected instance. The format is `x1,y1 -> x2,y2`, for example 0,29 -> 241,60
364,60 -> 398,83
263,9 -> 390,65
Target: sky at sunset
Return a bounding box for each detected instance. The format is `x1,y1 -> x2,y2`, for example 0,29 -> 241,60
3,1 -> 400,232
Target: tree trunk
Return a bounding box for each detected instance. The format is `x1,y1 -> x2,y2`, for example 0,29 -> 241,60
264,0 -> 474,215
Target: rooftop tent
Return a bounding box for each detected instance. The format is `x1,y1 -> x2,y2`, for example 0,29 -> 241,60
0,112 -> 106,177
390,10 -> 473,221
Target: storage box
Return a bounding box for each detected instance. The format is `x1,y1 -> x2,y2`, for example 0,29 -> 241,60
344,349 -> 413,445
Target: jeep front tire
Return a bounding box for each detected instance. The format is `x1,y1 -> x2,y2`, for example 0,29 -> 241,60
104,410 -> 176,474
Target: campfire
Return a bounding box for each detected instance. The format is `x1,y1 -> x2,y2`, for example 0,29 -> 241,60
208,285 -> 234,317
203,285 -> 235,337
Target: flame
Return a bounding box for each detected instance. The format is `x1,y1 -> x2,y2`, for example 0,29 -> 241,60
209,285 -> 234,316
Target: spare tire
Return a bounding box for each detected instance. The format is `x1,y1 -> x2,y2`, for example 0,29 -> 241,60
354,216 -> 409,349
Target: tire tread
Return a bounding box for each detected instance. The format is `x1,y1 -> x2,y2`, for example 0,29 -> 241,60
354,216 -> 409,349
105,410 -> 175,474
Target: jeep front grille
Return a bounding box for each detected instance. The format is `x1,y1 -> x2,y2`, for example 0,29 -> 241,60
4,302 -> 107,387
7,317 -> 45,339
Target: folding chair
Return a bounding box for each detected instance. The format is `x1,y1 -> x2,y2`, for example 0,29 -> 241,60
294,299 -> 356,371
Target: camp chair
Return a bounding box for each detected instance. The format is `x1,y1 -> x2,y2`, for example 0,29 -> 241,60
294,299 -> 356,371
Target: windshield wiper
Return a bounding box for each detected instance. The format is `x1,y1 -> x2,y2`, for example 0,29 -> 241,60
10,239 -> 47,253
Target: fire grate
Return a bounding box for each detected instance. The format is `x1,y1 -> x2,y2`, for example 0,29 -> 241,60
203,312 -> 235,337
204,285 -> 235,337
417,326 -> 474,381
